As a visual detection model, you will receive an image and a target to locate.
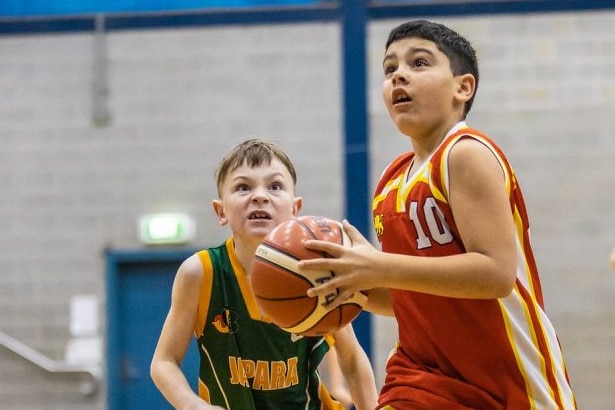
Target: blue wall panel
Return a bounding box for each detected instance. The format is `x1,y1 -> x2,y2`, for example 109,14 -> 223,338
0,0 -> 323,17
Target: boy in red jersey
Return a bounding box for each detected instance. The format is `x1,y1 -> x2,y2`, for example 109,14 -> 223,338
300,20 -> 576,409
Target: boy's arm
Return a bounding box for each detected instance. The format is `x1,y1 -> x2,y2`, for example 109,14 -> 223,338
321,348 -> 353,409
332,324 -> 378,410
150,255 -> 225,410
364,288 -> 394,316
302,138 -> 517,306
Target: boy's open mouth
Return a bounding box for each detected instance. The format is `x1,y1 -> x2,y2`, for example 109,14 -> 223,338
248,211 -> 272,220
392,89 -> 411,104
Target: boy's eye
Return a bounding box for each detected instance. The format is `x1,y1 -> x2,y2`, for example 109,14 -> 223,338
383,64 -> 396,75
236,184 -> 250,192
412,58 -> 428,68
269,182 -> 283,191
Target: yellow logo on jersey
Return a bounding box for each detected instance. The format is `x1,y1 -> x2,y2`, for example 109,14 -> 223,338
212,309 -> 238,334
228,356 -> 299,390
374,213 -> 384,237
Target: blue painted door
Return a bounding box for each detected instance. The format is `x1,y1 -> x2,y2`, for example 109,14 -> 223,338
106,249 -> 199,410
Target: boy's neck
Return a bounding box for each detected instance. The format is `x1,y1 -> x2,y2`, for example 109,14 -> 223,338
411,120 -> 466,162
232,237 -> 259,276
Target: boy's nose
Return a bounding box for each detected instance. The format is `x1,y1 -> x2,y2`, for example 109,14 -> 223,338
251,188 -> 269,202
392,70 -> 408,85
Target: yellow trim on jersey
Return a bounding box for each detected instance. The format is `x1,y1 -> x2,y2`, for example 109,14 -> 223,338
373,175 -> 402,211
438,132 -> 512,201
323,333 -> 336,348
428,162 -> 448,204
198,378 -> 211,404
195,251 -> 214,337
512,205 -> 539,299
499,286 -> 541,408
194,236 -> 269,336
224,237 -> 268,322
318,333 -> 345,410
318,384 -> 346,410
373,161 -> 430,214
509,199 -> 566,409
398,168 -> 429,213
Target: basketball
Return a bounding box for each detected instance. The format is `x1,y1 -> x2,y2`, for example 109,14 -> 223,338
250,215 -> 366,337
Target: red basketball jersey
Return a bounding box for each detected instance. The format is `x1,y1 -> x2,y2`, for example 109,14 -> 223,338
372,125 -> 576,409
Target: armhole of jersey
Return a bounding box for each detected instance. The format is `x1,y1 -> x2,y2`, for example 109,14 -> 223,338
373,152 -> 414,211
318,383 -> 346,410
318,334 -> 343,410
442,132 -> 512,200
377,152 -> 412,190
194,250 -> 214,337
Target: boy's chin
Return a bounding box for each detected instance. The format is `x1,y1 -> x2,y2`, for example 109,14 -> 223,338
247,223 -> 275,238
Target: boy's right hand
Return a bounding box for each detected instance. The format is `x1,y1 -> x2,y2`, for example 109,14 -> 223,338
300,220 -> 381,311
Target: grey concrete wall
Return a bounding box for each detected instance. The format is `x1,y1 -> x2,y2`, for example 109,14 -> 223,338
0,23 -> 343,410
1,9 -> 614,409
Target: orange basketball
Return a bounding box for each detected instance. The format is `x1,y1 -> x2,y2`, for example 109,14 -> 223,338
250,215 -> 366,337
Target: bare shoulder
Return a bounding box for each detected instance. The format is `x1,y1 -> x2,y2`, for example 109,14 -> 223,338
175,253 -> 205,288
447,137 -> 505,186
449,137 -> 502,170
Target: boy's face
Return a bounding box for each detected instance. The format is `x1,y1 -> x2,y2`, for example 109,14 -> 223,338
382,37 -> 472,138
212,158 -> 302,244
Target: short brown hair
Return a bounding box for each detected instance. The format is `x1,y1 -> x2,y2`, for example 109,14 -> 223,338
215,138 -> 297,196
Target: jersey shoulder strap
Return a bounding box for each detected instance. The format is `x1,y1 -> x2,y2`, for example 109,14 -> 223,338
193,239 -> 233,337
194,249 -> 213,337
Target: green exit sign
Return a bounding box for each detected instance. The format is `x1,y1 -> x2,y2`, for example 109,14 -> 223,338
139,213 -> 195,245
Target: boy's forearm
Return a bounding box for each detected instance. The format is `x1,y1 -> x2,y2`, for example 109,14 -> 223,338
341,356 -> 378,410
151,360 -> 209,409
346,370 -> 378,410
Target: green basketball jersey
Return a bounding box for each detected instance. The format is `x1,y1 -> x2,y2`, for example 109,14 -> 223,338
194,238 -> 341,410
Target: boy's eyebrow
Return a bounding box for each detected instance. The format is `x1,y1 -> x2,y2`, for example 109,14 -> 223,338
230,171 -> 286,182
383,46 -> 436,65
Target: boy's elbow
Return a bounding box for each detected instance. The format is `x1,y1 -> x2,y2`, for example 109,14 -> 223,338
150,357 -> 165,386
495,282 -> 514,298
494,265 -> 517,298
150,361 -> 159,383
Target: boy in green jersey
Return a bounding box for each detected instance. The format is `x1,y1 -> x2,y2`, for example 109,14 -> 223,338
151,138 -> 377,410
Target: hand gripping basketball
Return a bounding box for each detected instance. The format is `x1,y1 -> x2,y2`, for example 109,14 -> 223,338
250,215 -> 367,336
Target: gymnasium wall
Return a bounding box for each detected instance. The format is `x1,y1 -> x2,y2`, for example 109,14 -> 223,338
1,8 -> 615,410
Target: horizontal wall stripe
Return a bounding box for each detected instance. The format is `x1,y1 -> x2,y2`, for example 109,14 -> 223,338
2,1 -> 614,36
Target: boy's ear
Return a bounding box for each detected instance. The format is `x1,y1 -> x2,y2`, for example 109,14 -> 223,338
292,197 -> 303,216
212,199 -> 228,226
455,73 -> 475,103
